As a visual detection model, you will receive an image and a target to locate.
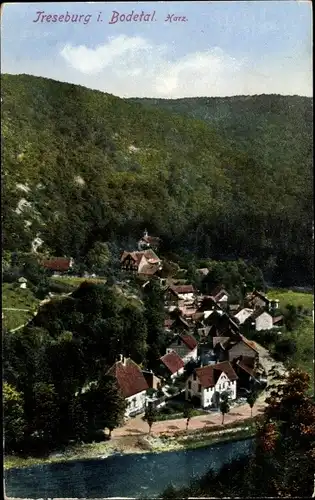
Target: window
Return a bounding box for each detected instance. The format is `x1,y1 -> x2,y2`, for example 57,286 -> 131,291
198,384 -> 201,392
188,381 -> 192,389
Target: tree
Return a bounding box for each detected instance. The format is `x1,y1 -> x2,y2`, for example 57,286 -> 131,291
86,241 -> 111,273
32,382 -> 59,443
144,405 -> 157,434
183,406 -> 193,431
21,254 -> 47,286
219,392 -> 230,425
283,304 -> 299,331
85,375 -> 126,438
257,368 -> 315,496
272,336 -> 297,362
103,377 -> 126,438
68,394 -> 88,442
246,390 -> 258,417
3,383 -> 25,450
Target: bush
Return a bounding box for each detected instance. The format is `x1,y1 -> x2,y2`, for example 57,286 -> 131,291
48,280 -> 75,294
272,337 -> 297,362
2,270 -> 21,283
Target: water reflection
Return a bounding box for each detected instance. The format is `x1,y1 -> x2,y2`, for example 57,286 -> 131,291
5,438 -> 254,498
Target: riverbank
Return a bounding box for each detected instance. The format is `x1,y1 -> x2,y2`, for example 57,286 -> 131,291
4,418 -> 258,471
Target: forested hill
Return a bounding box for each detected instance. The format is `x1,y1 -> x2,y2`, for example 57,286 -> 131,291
1,74 -> 313,285
128,94 -> 313,160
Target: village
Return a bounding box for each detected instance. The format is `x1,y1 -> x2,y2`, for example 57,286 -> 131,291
21,229 -> 289,429
115,230 -> 285,421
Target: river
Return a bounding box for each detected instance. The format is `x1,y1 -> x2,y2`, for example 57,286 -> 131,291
5,438 -> 254,498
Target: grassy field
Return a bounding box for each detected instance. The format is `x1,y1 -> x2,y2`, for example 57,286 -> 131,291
2,283 -> 39,330
267,289 -> 313,310
289,316 -> 314,391
51,276 -> 107,287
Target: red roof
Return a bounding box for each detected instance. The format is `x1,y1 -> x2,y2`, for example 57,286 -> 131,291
121,250 -> 160,265
160,351 -> 185,374
195,361 -> 238,389
107,358 -> 149,398
180,334 -> 198,351
42,258 -> 72,272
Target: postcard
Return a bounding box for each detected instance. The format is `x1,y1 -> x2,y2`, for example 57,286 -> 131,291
1,1 -> 314,499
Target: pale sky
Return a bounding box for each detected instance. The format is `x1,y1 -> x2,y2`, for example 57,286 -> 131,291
1,1 -> 313,98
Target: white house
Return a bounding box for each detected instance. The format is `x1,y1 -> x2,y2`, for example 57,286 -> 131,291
160,351 -> 185,380
185,361 -> 238,408
253,311 -> 274,331
234,308 -> 254,325
107,355 -> 149,417
166,334 -> 198,364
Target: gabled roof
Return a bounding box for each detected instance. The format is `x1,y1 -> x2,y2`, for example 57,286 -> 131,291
236,358 -> 256,377
239,335 -> 259,353
250,308 -> 271,320
180,334 -> 198,350
169,284 -> 195,296
121,249 -> 161,265
160,351 -> 185,374
107,358 -> 149,398
195,361 -> 238,388
210,285 -> 229,301
253,290 -> 270,302
42,257 -> 72,272
234,308 -> 254,322
213,336 -> 230,349
246,290 -> 270,306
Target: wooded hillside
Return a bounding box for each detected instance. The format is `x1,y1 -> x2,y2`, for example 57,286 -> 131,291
2,74 -> 313,285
